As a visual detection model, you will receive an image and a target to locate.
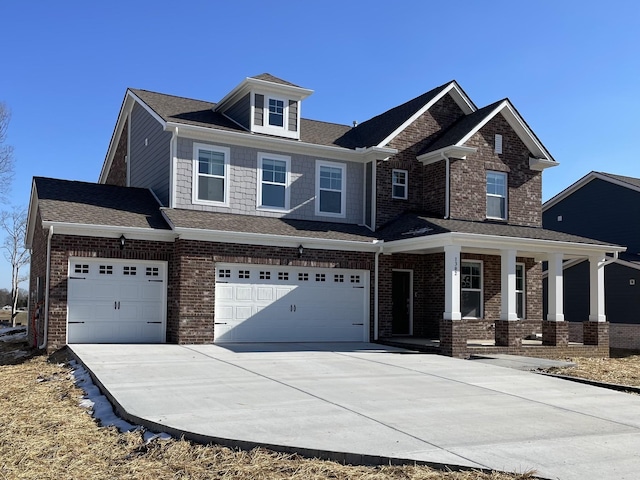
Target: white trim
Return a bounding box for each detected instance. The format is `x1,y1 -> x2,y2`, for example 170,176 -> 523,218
215,76 -> 313,113
392,169 -> 408,200
315,160 -> 347,218
252,93 -> 299,139
126,112 -> 131,187
377,82 -> 476,148
486,171 -> 508,220
392,269 -> 414,335
461,259 -> 483,319
516,262 -> 526,320
39,221 -> 176,243
257,152 -> 291,212
543,171 -> 640,211
192,143 -> 230,207
417,146 -> 477,164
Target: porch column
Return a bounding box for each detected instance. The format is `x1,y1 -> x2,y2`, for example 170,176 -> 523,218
441,245 -> 466,357
584,255 -> 609,349
543,252 -> 568,346
496,249 -> 521,347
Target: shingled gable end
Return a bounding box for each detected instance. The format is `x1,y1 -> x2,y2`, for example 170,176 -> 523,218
27,74 -> 624,358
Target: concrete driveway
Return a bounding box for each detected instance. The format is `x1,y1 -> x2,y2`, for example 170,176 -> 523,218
70,343 -> 640,480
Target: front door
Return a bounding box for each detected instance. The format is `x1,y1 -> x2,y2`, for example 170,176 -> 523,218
392,270 -> 411,335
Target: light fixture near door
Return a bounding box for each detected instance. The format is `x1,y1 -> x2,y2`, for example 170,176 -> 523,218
119,234 -> 126,251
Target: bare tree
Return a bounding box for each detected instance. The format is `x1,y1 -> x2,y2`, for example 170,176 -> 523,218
1,207 -> 29,326
0,103 -> 15,200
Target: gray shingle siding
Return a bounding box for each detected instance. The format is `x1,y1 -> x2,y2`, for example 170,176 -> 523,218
543,178 -> 640,255
174,137 -> 363,224
254,94 -> 264,126
129,103 -> 171,205
224,93 -> 250,129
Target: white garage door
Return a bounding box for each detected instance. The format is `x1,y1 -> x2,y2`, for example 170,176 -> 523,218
67,258 -> 167,343
214,264 -> 369,343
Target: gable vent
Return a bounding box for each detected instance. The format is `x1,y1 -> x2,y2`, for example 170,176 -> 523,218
494,134 -> 503,154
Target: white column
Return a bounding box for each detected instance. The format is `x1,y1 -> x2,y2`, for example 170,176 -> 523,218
443,244 -> 462,320
500,249 -> 519,320
546,252 -> 564,321
589,255 -> 607,322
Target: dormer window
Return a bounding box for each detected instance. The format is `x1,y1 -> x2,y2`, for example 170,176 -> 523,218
268,98 -> 285,127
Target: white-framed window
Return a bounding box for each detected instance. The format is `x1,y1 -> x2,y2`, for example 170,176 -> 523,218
516,263 -> 525,319
267,97 -> 285,127
392,169 -> 408,199
486,171 -> 507,220
315,160 -> 346,217
461,260 -> 482,318
193,143 -> 230,206
257,153 -> 290,211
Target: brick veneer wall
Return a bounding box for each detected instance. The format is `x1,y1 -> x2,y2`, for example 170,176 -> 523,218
27,210 -> 49,347
104,117 -> 128,187
376,94 -> 465,228
449,114 -> 542,227
610,324 -> 640,350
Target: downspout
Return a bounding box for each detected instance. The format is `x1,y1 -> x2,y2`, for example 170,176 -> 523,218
38,225 -> 54,350
169,127 -> 178,208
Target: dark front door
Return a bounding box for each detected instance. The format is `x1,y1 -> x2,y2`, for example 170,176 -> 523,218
392,271 -> 411,335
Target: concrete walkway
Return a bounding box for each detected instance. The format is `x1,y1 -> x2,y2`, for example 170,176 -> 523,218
70,343 -> 640,480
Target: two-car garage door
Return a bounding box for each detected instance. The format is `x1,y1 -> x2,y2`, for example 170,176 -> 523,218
214,264 -> 369,343
67,258 -> 167,343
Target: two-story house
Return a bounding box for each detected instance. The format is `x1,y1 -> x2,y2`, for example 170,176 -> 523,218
543,171 -> 640,350
26,74 -> 624,357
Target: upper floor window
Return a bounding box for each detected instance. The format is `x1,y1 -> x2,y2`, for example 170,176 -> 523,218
258,153 -> 290,210
193,143 -> 230,206
486,171 -> 507,220
316,161 -> 346,217
268,98 -> 285,127
392,169 -> 408,199
461,261 -> 482,318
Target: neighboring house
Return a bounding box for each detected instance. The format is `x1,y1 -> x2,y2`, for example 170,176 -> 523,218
543,171 -> 640,350
26,73 -> 624,357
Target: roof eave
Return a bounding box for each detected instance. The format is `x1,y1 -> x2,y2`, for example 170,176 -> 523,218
215,77 -> 313,113
416,146 -> 478,164
40,221 -> 176,242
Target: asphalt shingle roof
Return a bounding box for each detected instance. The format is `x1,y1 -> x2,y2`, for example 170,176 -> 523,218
34,177 -> 170,230
250,73 -> 301,88
597,172 -> 640,189
162,209 -> 378,243
377,213 -> 620,246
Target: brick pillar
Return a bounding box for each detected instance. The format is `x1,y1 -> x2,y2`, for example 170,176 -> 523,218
440,319 -> 467,357
542,320 -> 568,346
495,320 -> 522,347
583,321 -> 609,347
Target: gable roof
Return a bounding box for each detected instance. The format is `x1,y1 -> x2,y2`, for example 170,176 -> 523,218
543,171 -> 640,211
417,98 -> 557,168
335,81 -> 475,149
249,73 -> 301,87
26,177 -> 171,248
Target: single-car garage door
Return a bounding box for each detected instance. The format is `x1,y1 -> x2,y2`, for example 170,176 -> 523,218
214,263 -> 369,343
67,258 -> 167,343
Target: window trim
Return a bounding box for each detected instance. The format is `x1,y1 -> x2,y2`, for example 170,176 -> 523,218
516,262 -> 525,320
266,96 -> 286,128
461,260 -> 483,319
192,143 -> 230,207
486,171 -> 508,220
392,169 -> 408,200
257,152 -> 291,212
315,160 -> 347,218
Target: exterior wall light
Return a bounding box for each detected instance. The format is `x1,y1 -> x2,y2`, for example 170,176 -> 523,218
298,245 -> 304,258
119,234 -> 126,251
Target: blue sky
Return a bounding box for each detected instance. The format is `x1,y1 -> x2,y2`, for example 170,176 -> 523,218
0,0 -> 639,289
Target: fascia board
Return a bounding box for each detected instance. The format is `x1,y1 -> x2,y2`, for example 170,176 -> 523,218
168,122 -> 396,163
416,146 -> 477,164
42,222 -> 176,242
98,93 -> 135,183
174,227 -> 380,252
614,257 -> 640,271
245,78 -> 313,100
126,89 -> 166,125
544,171 -> 640,211
25,181 -> 39,249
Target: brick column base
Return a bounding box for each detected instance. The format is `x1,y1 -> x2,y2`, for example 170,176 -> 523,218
542,320 -> 569,346
440,319 -> 467,357
583,321 -> 609,347
495,320 -> 522,347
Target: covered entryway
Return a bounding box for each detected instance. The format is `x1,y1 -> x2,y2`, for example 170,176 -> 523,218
392,270 -> 412,335
67,258 -> 167,343
214,264 -> 369,342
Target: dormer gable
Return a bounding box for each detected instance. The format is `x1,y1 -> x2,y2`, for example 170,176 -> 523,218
215,73 -> 313,140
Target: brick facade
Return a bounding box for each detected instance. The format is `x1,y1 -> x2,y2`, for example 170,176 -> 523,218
104,118 -> 128,187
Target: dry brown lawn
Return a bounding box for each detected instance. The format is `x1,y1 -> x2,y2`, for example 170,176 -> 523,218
0,334 -> 537,480
546,352 -> 640,387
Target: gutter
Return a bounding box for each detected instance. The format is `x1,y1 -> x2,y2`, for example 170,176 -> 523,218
39,226 -> 53,350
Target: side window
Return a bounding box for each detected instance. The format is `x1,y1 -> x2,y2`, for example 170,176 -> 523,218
258,153 -> 290,210
193,143 -> 230,205
486,171 -> 507,220
316,161 -> 346,217
516,263 -> 525,319
392,169 -> 408,199
461,261 -> 482,318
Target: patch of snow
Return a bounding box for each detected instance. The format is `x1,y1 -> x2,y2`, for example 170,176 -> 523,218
0,325 -> 27,341
69,360 -> 172,444
401,226 -> 433,236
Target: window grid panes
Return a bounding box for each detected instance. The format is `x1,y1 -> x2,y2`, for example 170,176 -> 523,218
334,274 -> 344,283
259,271 -> 271,280
392,170 -> 408,199
197,149 -> 226,203
268,98 -> 284,127
74,264 -> 89,274
278,272 -> 289,281
261,157 -> 287,208
238,270 -> 250,279
123,266 -> 137,276
298,273 -> 309,281
219,269 -> 231,278
516,264 -> 525,319
99,265 -> 113,275
316,273 -> 326,282
318,165 -> 343,214
461,261 -> 482,318
486,172 -> 507,219
350,275 -> 360,283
